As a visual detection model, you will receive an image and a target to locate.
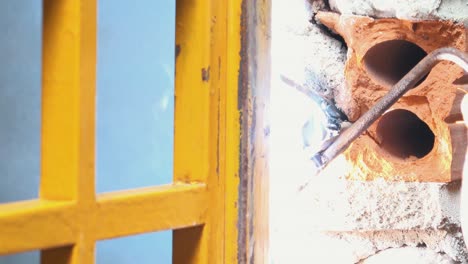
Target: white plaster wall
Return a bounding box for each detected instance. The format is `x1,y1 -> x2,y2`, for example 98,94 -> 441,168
330,0 -> 468,26
270,0 -> 468,263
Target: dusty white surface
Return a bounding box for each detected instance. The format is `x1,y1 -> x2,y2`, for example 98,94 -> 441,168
273,0 -> 347,100
333,230 -> 467,263
330,0 -> 468,26
459,90 -> 468,263
272,227 -> 467,263
360,247 -> 455,264
270,0 -> 468,263
297,179 -> 461,231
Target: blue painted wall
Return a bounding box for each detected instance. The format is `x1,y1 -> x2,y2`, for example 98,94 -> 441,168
0,1 -> 42,263
96,0 -> 175,263
0,0 -> 175,263
96,0 -> 175,193
0,0 -> 42,206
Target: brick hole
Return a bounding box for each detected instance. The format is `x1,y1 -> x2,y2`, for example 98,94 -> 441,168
363,40 -> 428,87
376,109 -> 435,160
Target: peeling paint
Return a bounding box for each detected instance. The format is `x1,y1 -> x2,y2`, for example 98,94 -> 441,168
202,66 -> 210,82
218,56 -> 222,80
175,44 -> 181,59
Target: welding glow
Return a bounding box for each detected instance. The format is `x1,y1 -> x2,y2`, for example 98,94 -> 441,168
270,71 -> 327,186
270,72 -> 333,263
269,1 -> 354,263
269,13 -> 338,263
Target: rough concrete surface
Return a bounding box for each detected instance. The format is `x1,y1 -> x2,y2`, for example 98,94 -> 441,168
359,247 -> 456,264
329,0 -> 468,26
297,178 -> 461,231
271,227 -> 467,263
270,0 -> 468,263
334,229 -> 468,263
273,1 -> 347,101
271,165 -> 467,262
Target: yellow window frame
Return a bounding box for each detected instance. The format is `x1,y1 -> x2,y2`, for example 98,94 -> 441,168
0,0 -> 270,263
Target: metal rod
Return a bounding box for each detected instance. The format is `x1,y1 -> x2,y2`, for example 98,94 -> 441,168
312,47 -> 468,172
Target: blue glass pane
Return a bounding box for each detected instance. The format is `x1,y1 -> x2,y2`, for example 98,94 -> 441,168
0,251 -> 39,264
97,231 -> 171,264
96,0 -> 175,193
0,0 -> 42,204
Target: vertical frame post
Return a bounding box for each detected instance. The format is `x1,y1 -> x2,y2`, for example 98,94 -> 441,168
237,0 -> 271,263
40,0 -> 97,262
173,0 -> 225,262
173,0 -> 271,262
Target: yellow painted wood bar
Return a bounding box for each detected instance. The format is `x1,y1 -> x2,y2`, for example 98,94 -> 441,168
41,0 -> 96,203
0,184 -> 208,258
172,0 -> 242,262
0,200 -> 76,255
225,0 -> 243,261
40,0 -> 97,262
94,184 -> 208,240
0,0 -> 271,262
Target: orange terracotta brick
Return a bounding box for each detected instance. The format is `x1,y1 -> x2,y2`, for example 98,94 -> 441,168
316,12 -> 467,182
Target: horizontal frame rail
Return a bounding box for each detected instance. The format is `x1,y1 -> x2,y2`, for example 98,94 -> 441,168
0,183 -> 207,256
95,183 -> 208,240
0,200 -> 76,254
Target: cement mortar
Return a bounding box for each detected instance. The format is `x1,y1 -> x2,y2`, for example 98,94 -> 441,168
360,247 -> 456,264
331,229 -> 468,263
329,0 -> 468,26
297,178 -> 461,231
274,1 -> 347,100
271,228 -> 467,263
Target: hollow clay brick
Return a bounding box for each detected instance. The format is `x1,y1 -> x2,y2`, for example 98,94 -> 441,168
316,12 -> 467,182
